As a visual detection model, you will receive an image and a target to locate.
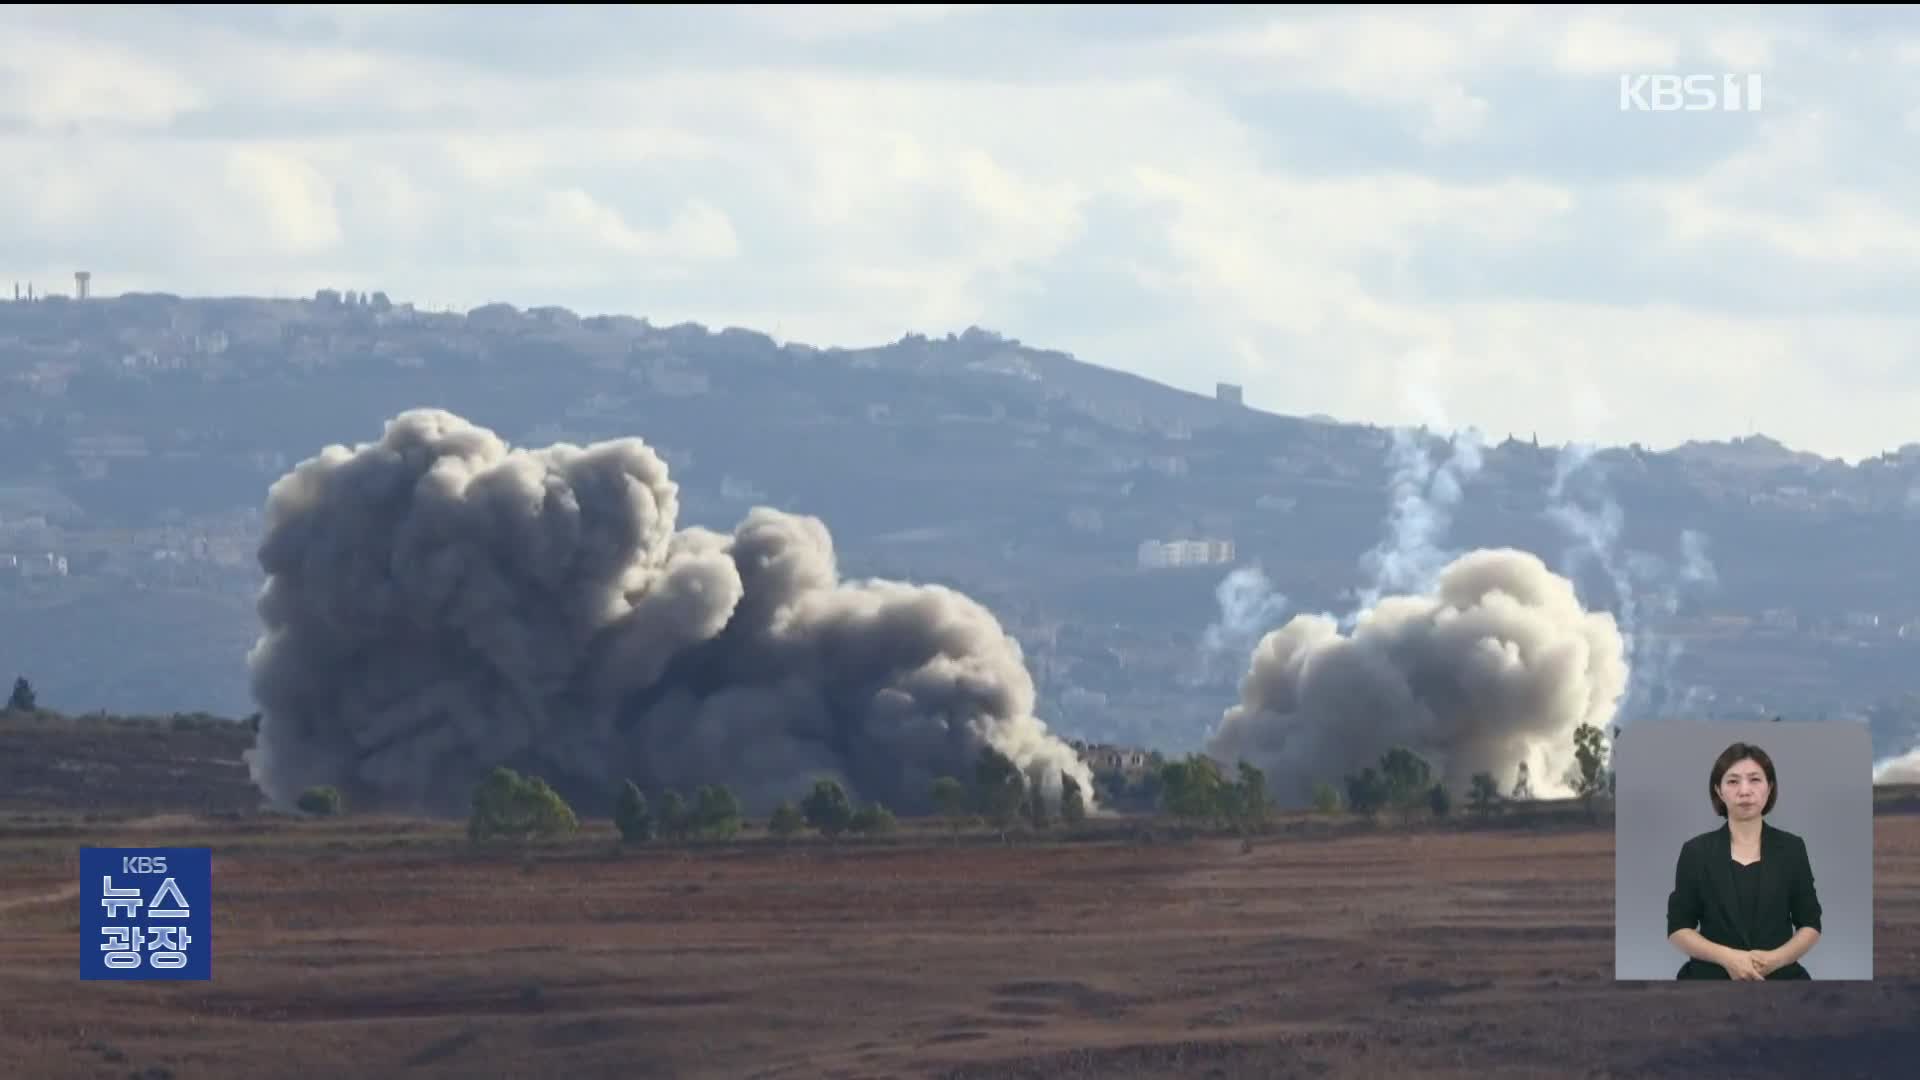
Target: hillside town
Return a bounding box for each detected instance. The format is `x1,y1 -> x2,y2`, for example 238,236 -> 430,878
7,284 -> 1920,740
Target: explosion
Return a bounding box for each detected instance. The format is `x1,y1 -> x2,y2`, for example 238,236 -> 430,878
1206,547 -> 1628,807
243,408 -> 1093,816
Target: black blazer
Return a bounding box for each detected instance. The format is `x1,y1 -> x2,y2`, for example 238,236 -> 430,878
1666,820 -> 1822,980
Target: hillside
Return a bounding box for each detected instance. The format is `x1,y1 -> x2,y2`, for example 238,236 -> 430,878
6,292 -> 1920,753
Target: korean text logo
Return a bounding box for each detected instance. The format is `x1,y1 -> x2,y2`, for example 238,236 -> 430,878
80,848 -> 212,981
1619,74 -> 1763,112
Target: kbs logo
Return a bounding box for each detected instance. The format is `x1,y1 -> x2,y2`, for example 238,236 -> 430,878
80,847 -> 212,981
1619,74 -> 1763,112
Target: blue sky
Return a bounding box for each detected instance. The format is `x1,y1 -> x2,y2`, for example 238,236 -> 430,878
5,4 -> 1919,461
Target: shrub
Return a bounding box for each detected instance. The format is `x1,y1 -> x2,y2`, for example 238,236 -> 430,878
931,776 -> 970,833
694,784 -> 743,840
1310,781 -> 1342,815
768,800 -> 804,840
974,750 -> 1026,834
296,786 -> 342,817
5,676 -> 35,713
658,789 -> 689,841
1468,772 -> 1502,817
468,767 -> 578,843
802,779 -> 854,838
850,803 -> 896,836
1345,767 -> 1389,819
614,780 -> 653,844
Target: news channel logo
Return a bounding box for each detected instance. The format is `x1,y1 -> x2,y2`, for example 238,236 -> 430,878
1620,73 -> 1764,113
79,847 -> 212,981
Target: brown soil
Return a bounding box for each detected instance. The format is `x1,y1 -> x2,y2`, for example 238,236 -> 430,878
0,712 -> 261,816
3,808 -> 1918,1080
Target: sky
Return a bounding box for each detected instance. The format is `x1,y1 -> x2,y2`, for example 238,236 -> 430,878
4,4 -> 1919,462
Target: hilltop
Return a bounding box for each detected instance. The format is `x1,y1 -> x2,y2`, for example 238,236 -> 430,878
6,291 -> 1920,753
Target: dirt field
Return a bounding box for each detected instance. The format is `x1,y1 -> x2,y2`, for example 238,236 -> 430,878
3,807 -> 1918,1080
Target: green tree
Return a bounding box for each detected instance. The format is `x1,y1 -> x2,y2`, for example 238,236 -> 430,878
802,778 -> 854,838
767,800 -> 804,841
1231,761 -> 1271,833
6,676 -> 35,713
1161,754 -> 1229,825
296,785 -> 342,816
1310,781 -> 1342,815
1344,767 -> 1389,820
467,767 -> 578,843
931,776 -> 970,836
1468,772 -> 1502,818
1378,746 -> 1433,813
658,789 -> 690,841
694,784 -> 743,840
974,748 -> 1026,836
614,780 -> 654,844
1428,781 -> 1451,819
1567,723 -> 1610,819
1059,773 -> 1088,825
850,802 -> 897,836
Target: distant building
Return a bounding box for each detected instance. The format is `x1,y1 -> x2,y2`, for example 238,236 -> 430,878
1216,382 -> 1244,407
1069,739 -> 1153,775
1137,538 -> 1234,569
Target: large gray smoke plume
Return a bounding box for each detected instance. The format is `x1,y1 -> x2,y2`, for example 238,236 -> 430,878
244,409 -> 1094,816
1206,547 -> 1628,807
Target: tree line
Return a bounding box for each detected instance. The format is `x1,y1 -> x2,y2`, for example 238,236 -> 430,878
267,722 -> 1621,841
454,745 -> 1102,845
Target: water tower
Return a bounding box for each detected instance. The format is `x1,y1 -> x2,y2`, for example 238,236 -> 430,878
74,271 -> 91,300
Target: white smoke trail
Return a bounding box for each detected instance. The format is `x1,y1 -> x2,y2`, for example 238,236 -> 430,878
1350,424 -> 1488,620
1547,444 -> 1720,722
1197,565 -> 1291,684
1348,350 -> 1487,617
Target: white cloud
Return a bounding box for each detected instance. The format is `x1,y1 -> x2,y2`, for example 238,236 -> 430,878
728,3 -> 988,42
1553,17 -> 1680,75
0,27 -> 206,130
2,6 -> 1917,462
224,147 -> 344,257
521,191 -> 740,262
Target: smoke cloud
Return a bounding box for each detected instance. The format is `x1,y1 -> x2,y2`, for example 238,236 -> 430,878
1546,444 -> 1718,721
1352,426 -> 1486,614
1206,547 -> 1628,807
243,409 -> 1095,816
1875,748 -> 1920,785
1619,528 -> 1719,718
1196,565 -> 1291,685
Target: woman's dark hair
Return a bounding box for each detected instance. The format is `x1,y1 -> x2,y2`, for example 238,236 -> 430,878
1708,742 -> 1778,817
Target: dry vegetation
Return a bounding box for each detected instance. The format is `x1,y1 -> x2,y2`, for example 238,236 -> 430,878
3,713 -> 1919,1079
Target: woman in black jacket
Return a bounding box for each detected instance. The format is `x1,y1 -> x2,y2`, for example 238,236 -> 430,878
1666,741 -> 1823,980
